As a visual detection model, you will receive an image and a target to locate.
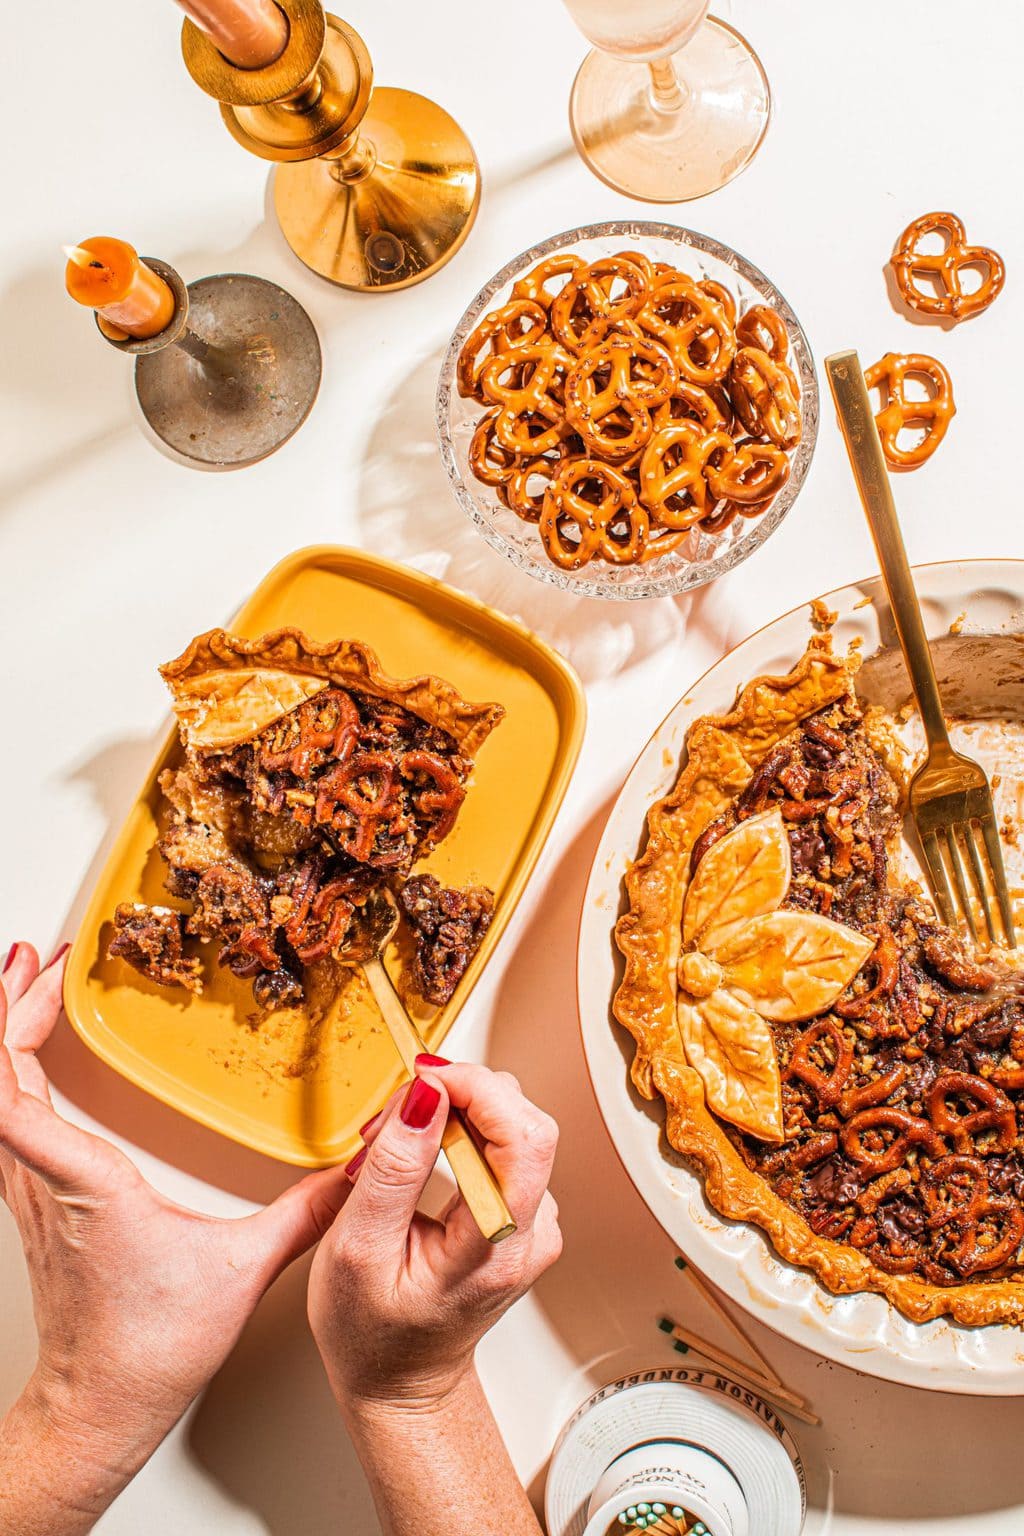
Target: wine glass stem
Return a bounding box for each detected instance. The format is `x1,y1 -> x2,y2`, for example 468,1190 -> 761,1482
648,56 -> 687,114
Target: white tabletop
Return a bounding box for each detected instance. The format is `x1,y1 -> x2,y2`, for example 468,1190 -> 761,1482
3,1 -> 1024,1530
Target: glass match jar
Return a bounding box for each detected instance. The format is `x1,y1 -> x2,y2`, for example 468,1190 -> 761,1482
585,1442 -> 748,1535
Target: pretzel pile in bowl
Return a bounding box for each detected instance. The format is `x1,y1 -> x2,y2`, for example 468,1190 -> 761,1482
456,249 -> 803,572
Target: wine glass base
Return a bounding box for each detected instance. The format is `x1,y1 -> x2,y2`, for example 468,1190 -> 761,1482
569,18 -> 770,203
273,87 -> 481,291
134,274 -> 322,469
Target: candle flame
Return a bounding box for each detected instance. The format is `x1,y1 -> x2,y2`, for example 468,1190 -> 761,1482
63,243 -> 101,269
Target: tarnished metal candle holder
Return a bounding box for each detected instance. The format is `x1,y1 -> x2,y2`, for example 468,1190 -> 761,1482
181,0 -> 480,292
99,258 -> 321,468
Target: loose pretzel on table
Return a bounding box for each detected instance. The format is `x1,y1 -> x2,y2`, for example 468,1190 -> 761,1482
863,351 -> 955,470
891,211 -> 1005,322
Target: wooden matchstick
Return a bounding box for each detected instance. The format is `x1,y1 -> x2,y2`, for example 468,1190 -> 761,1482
659,1319 -> 821,1427
674,1255 -> 783,1387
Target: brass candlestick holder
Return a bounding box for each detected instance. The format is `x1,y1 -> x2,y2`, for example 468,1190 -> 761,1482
181,0 -> 481,292
99,259 -> 321,468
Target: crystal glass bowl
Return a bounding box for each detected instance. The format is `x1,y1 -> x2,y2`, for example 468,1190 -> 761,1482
435,221 -> 819,602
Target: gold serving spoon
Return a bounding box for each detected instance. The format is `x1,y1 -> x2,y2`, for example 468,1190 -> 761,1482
355,890 -> 517,1243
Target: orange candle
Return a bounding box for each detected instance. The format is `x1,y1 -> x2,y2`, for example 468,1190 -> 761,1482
64,237 -> 177,340
176,0 -> 288,69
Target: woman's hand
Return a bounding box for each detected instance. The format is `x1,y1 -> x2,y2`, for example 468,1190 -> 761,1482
308,1058 -> 561,1409
0,941 -> 352,1533
307,1058 -> 560,1536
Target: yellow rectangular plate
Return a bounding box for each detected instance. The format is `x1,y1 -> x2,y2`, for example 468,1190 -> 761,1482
65,546 -> 585,1166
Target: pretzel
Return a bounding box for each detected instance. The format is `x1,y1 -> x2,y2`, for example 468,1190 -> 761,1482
730,346 -> 802,450
315,752 -> 401,863
456,248 -> 804,572
550,254 -> 652,353
564,330 -> 677,460
840,1106 -> 943,1176
891,211 -> 1005,322
926,1072 -> 1017,1156
949,1197 -> 1024,1276
401,750 -> 465,845
784,1016 -> 854,1108
637,280 -> 736,386
503,453 -> 563,522
736,304 -> 798,395
653,379 -> 731,434
260,687 -> 359,778
539,459 -> 652,569
479,340 -> 571,457
457,298 -> 548,401
639,421 -> 733,530
705,438 -> 791,505
511,252 -> 585,310
863,351 -> 955,470
920,1155 -> 988,1231
469,408 -> 518,486
698,278 -> 737,328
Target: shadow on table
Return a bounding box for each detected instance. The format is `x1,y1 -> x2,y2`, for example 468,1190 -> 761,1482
486,795 -> 1024,1523
0,262 -> 133,520
356,349 -> 730,687
187,1257 -> 381,1536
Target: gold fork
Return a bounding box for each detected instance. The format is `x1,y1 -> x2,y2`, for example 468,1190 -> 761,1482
825,349 -> 1016,948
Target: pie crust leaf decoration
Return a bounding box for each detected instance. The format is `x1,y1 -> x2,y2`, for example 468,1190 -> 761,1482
682,807 -> 791,952
676,809 -> 874,1142
614,636 -> 854,1103
678,991 -> 784,1143
717,911 -> 875,1022
160,627 -> 505,754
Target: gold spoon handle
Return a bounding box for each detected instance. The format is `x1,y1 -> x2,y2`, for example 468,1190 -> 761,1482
362,957 -> 517,1244
825,350 -> 953,753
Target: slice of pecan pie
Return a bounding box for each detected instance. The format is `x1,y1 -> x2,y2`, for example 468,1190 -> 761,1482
109,628 -> 503,1012
614,635 -> 1024,1326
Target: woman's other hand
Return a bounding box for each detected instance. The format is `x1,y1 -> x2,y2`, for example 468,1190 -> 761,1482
308,1058 -> 561,1411
0,941 -> 352,1529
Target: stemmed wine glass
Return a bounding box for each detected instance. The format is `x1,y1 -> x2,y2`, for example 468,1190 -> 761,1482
560,0 -> 770,202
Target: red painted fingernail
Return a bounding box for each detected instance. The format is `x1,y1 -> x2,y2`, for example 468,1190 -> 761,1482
46,942 -> 71,969
345,1147 -> 368,1178
400,1078 -> 441,1130
2,944 -> 18,975
358,1113 -> 380,1139
415,1054 -> 451,1069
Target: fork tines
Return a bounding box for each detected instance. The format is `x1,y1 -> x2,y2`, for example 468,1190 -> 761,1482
915,792 -> 1016,949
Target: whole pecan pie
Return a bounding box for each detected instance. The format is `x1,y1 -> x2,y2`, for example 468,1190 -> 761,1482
109,628 -> 502,1012
614,635 -> 1024,1325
